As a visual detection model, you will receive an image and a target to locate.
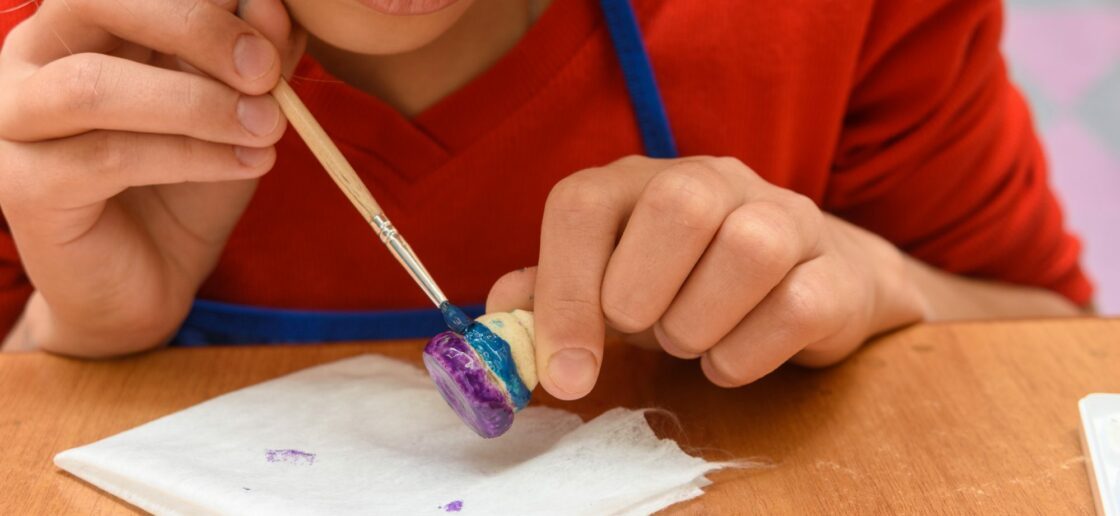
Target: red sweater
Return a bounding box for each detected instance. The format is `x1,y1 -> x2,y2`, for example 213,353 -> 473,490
0,0 -> 1092,336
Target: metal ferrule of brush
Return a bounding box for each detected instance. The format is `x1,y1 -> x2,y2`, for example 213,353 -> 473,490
370,214 -> 449,307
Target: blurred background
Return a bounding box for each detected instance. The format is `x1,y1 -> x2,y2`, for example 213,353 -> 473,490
1003,0 -> 1120,314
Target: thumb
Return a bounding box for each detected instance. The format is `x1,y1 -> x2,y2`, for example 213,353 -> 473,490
488,267 -> 656,366
238,0 -> 307,77
486,267 -> 537,314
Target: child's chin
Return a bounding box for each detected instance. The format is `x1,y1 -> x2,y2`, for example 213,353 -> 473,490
359,0 -> 464,16
290,0 -> 476,56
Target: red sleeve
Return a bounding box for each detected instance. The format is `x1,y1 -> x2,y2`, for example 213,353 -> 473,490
825,0 -> 1092,305
0,2 -> 38,336
0,218 -> 32,337
1,1 -> 35,44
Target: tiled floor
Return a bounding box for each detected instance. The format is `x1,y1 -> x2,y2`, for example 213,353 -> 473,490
1004,0 -> 1120,313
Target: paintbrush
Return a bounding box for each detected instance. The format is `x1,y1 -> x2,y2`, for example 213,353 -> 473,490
272,79 -> 530,439
270,78 -> 472,333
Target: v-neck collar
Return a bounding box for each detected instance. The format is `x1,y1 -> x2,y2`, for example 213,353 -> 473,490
289,0 -> 602,181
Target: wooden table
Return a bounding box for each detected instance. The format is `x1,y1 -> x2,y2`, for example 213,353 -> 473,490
1,318 -> 1117,514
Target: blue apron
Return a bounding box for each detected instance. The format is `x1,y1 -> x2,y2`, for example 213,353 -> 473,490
171,0 -> 678,346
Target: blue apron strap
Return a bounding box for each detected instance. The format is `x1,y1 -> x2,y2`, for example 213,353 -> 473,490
599,0 -> 679,159
170,0 -> 677,346
172,300 -> 485,345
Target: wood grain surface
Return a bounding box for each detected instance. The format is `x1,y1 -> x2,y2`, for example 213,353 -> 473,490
1,318 -> 1118,515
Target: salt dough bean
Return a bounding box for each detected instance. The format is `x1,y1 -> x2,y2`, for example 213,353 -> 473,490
423,310 -> 536,438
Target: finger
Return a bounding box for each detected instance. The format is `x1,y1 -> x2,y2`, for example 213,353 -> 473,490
656,192 -> 825,358
535,160 -> 653,400
486,267 -> 537,313
485,266 -> 655,349
15,0 -> 278,94
0,53 -> 284,145
700,256 -> 846,387
5,131 -> 273,210
600,159 -> 743,334
238,0 -> 307,76
12,0 -> 233,58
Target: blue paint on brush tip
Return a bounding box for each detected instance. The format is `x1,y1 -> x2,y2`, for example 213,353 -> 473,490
440,301 -> 473,334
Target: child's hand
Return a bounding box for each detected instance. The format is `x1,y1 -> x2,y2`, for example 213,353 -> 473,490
487,156 -> 926,398
0,0 -> 303,355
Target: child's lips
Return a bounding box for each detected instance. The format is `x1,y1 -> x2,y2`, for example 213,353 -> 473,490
358,0 -> 461,16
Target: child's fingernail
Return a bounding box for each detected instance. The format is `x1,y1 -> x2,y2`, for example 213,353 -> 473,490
233,35 -> 275,80
653,323 -> 698,358
235,145 -> 271,167
546,348 -> 598,398
237,96 -> 279,136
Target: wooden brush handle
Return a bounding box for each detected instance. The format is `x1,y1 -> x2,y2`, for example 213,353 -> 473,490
271,78 -> 384,222
269,78 -> 451,308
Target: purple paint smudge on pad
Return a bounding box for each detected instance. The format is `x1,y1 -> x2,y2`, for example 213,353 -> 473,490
423,331 -> 514,438
264,449 -> 316,465
443,500 -> 463,512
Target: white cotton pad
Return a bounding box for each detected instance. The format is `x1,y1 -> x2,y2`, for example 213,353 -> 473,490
1079,393 -> 1120,516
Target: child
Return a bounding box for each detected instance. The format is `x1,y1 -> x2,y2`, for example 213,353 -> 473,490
0,0 -> 1090,401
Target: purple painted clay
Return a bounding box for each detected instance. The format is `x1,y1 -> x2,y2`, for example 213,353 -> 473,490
423,331 -> 514,438
264,449 -> 316,465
